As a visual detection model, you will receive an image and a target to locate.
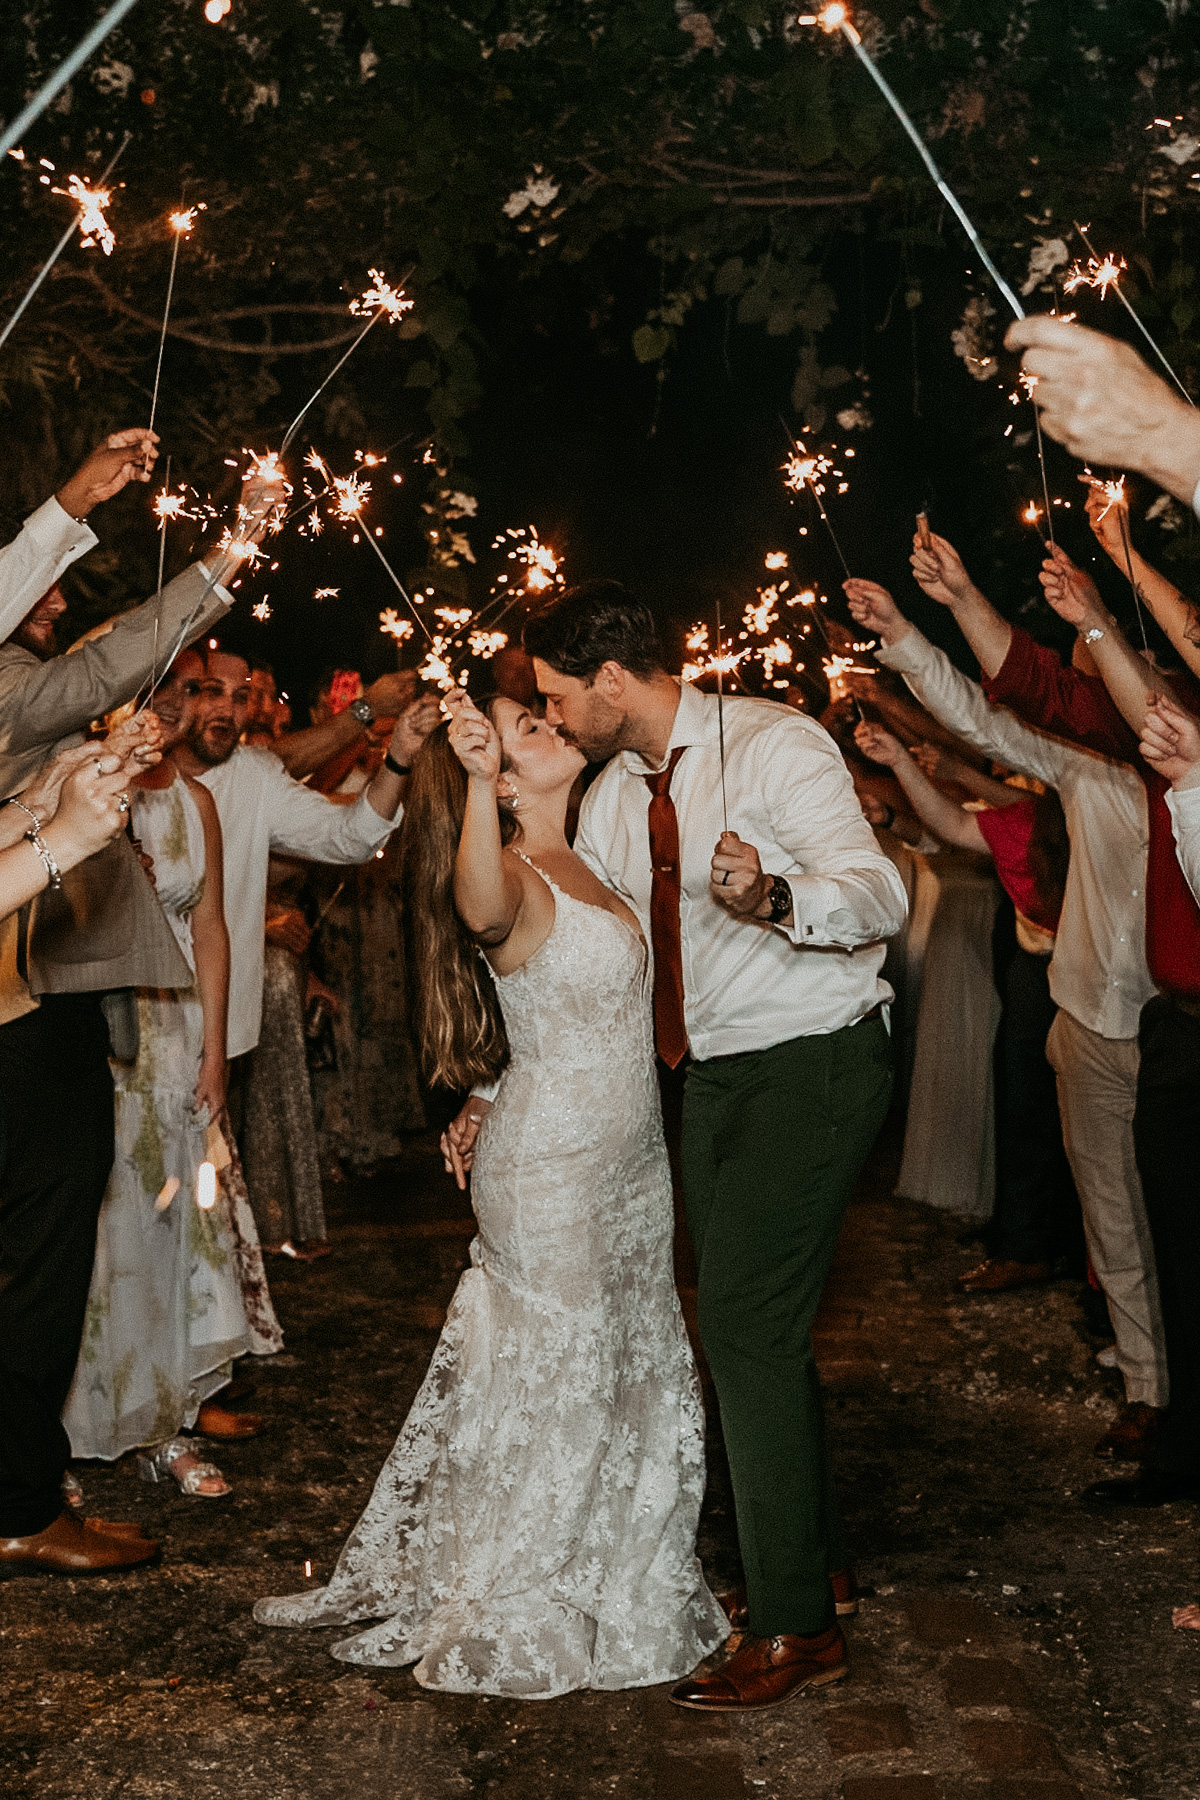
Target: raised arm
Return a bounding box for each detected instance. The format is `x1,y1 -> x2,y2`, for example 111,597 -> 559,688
273,671 -> 419,780
854,722 -> 990,854
443,690 -> 552,971
1083,477 -> 1200,680
1038,544 -> 1164,734
907,531 -> 1013,678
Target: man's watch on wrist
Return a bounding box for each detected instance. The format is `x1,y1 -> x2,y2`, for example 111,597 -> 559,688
349,698 -> 376,727
760,874 -> 793,925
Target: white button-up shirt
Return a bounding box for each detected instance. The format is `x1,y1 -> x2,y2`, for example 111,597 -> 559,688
0,497 -> 97,643
1167,776 -> 1200,909
877,626 -> 1155,1040
573,680 -> 907,1060
199,745 -> 397,1058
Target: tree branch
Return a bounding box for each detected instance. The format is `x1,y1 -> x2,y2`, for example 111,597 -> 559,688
61,269 -> 367,355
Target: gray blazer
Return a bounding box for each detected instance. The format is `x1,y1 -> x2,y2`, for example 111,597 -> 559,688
0,560 -> 231,996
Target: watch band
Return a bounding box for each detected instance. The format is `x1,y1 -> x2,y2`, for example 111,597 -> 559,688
384,751 -> 411,778
765,874 -> 792,924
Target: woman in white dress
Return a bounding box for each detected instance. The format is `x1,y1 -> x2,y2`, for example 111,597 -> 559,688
62,697 -> 257,1498
255,688 -> 727,1697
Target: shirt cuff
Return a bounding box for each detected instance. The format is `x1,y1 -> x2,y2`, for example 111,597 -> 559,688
872,627 -> 923,674
24,494 -> 98,559
779,873 -> 867,948
353,789 -> 401,836
1192,471 -> 1200,525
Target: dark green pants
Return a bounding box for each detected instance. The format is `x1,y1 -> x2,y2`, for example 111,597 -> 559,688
681,1015 -> 892,1637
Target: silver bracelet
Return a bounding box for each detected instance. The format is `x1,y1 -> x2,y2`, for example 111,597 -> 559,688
5,796 -> 42,831
23,826 -> 62,891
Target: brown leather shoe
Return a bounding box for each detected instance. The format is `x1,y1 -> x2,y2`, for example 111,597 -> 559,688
84,1518 -> 153,1541
1094,1401 -> 1164,1461
0,1510 -> 159,1575
958,1258 -> 1052,1293
193,1402 -> 264,1440
670,1624 -> 847,1711
720,1570 -> 858,1632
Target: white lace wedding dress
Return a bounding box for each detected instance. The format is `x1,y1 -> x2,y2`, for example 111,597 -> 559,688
254,866 -> 727,1696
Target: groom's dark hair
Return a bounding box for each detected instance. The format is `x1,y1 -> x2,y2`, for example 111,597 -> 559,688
523,580 -> 664,682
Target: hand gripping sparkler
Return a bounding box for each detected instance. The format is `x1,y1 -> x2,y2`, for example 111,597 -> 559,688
714,596 -> 729,834
1072,223 -> 1194,407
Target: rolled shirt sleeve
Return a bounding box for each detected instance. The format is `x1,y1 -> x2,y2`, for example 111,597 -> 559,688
261,756 -> 398,861
0,498 -> 97,645
1167,771 -> 1200,906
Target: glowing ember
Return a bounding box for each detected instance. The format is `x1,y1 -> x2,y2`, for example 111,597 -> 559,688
468,629 -> 508,659
1063,252 -> 1127,300
251,598 -> 272,621
169,204 -> 204,235
764,551 -> 789,570
53,174 -> 115,255
314,587 -> 340,601
205,0 -> 231,18
744,590 -> 780,636
332,473 -> 371,521
153,487 -> 190,523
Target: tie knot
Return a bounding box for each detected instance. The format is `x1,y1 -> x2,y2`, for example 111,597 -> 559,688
643,745 -> 686,798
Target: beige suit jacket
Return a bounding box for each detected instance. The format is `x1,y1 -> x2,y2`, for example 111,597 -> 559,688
0,560 -> 232,1010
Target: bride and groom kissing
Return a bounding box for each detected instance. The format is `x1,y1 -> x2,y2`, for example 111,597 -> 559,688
255,580 -> 908,1710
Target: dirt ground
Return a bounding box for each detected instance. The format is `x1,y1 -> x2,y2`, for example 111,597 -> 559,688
2,1120 -> 1198,1799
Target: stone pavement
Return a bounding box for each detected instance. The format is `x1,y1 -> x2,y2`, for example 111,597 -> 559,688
2,1124 -> 1198,1799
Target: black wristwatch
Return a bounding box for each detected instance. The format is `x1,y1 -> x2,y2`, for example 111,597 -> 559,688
384,751 -> 411,777
762,874 -> 793,925
350,697 -> 376,727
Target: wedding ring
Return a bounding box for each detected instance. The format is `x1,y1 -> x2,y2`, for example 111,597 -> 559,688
720,869 -> 730,885
117,792 -> 130,813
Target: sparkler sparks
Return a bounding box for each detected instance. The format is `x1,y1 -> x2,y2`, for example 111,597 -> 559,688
379,609 -> 414,643
314,586 -> 340,601
468,629 -> 508,659
52,173 -> 115,254
764,551 -> 789,570
251,597 -> 272,621
1063,253 -> 1126,299
169,203 -> 204,235
1069,223 -> 1194,406
349,269 -> 415,325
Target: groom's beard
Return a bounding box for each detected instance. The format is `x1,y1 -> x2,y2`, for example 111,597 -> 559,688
557,704 -> 635,764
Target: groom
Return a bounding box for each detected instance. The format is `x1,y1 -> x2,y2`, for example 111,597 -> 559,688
495,580 -> 905,1707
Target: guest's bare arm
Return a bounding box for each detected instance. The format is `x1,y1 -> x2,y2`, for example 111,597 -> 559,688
854,722 -> 989,854
1038,545 -> 1164,733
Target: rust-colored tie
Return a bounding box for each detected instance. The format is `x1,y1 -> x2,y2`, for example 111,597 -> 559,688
643,746 -> 688,1069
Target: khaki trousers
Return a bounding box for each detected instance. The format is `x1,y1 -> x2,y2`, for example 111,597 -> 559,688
1046,1008 -> 1167,1408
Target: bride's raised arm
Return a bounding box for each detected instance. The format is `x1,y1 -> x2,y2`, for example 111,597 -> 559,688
445,689 -> 526,946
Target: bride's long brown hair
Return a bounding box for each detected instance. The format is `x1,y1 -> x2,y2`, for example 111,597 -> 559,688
400,706 -> 518,1091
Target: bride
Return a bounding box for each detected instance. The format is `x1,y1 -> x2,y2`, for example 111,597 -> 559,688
254,687 -> 726,1696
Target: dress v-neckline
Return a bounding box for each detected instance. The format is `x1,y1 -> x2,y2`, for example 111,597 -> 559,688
514,851 -> 648,955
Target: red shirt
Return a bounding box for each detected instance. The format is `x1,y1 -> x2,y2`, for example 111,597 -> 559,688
982,625 -> 1200,1003
974,796 -> 1062,933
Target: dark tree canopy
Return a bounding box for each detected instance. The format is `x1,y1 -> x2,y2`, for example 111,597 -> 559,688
2,0 -> 1198,681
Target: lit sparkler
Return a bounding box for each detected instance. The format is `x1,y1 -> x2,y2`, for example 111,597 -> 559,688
380,609 -> 414,643
280,267 -> 414,455
52,173 -> 115,254
797,6 -> 1024,320
781,432 -> 852,578
0,131 -> 130,351
315,586 -> 340,601
148,202 -> 206,452
468,628 -> 508,659
1070,223 -> 1194,406
251,597 -> 272,621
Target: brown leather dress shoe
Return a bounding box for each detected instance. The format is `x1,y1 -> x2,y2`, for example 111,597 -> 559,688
1093,1401 -> 1164,1461
193,1402 -> 264,1440
670,1624 -> 847,1711
958,1258 -> 1052,1293
0,1510 -> 159,1575
719,1569 -> 859,1632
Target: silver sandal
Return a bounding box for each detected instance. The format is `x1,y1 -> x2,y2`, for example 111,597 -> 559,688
137,1437 -> 231,1499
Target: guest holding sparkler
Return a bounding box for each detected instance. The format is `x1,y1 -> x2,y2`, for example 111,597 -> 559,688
0,427 -> 158,642
445,582 -> 907,1710
905,527 -> 1200,1507
845,570 -> 1167,1458
0,469 -> 282,1575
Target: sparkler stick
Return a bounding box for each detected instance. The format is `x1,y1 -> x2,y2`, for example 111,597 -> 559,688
1073,223 -> 1194,407
799,7 -> 1024,321
0,132 -> 130,350
1032,405 -> 1056,552
1113,499 -> 1152,655
779,419 -> 852,579
147,206 -> 203,448
714,596 -> 729,833
280,267 -> 414,456
149,454 -> 172,700
360,528 -> 433,644
0,0 -> 141,161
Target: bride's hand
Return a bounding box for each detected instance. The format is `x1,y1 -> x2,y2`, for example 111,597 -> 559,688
441,1096 -> 493,1189
445,690 -> 501,783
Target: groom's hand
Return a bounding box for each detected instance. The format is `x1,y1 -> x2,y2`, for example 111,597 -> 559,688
710,832 -> 769,918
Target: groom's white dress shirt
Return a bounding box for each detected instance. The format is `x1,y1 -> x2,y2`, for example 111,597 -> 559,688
199,745 -> 397,1059
573,679 -> 907,1060
0,497 -> 97,644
